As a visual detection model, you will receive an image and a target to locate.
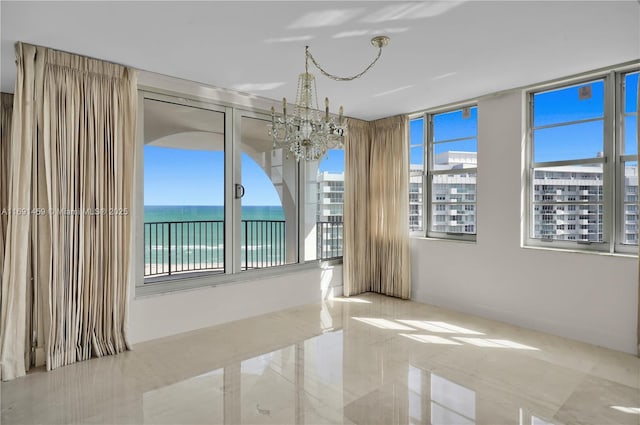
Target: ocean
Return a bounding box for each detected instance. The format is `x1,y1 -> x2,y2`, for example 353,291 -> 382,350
144,205 -> 286,276
144,205 -> 284,222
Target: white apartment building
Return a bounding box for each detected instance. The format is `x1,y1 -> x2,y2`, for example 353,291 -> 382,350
316,171 -> 344,222
533,165 -> 604,242
409,165 -> 424,231
431,152 -> 478,234
624,165 -> 639,244
533,164 -> 638,244
398,151 -> 636,244
316,171 -> 344,258
410,151 -> 478,233
315,153 -> 638,247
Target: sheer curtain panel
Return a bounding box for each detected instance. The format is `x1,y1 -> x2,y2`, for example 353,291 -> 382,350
369,116 -> 411,299
343,119 -> 371,296
0,93 -> 12,305
0,43 -> 36,380
0,92 -> 19,380
343,116 -> 411,299
0,43 -> 137,380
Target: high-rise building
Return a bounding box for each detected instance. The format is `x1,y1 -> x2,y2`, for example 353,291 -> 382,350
410,151 -> 478,233
533,164 -> 638,244
430,152 -> 478,234
316,171 -> 344,223
623,165 -> 639,244
319,153 -> 638,245
409,165 -> 424,231
316,171 -> 344,258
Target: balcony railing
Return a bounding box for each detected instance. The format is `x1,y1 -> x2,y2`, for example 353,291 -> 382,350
144,219 -> 286,278
317,221 -> 343,260
242,219 -> 287,271
145,219 -> 344,278
144,220 -> 224,277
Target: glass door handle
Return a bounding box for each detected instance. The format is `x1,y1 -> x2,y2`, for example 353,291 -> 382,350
235,184 -> 245,199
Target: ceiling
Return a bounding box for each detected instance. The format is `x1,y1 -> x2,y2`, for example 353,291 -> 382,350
1,1 -> 639,120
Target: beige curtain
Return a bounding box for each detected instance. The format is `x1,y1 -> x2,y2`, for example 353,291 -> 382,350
0,43 -> 36,380
344,119 -> 371,296
369,116 -> 411,299
0,93 -> 13,303
343,116 -> 411,299
637,72 -> 639,357
0,43 -> 137,380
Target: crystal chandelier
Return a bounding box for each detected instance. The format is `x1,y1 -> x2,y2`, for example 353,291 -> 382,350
269,36 -> 390,161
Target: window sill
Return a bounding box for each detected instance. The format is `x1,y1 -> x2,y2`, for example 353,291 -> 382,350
410,234 -> 477,244
319,257 -> 343,267
135,260 -> 326,298
521,244 -> 638,258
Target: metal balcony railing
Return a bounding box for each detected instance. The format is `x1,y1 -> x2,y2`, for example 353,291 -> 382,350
317,221 -> 343,260
144,220 -> 224,277
242,220 -> 287,271
144,219 -> 344,278
144,219 -> 286,278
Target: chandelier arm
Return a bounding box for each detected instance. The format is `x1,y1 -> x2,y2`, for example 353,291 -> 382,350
306,47 -> 383,82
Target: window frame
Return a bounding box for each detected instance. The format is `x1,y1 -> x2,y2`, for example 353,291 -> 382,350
233,108 -> 302,270
408,115 -> 426,235
313,147 -> 345,262
409,103 -> 479,242
136,90 -> 321,297
615,70 -> 639,254
524,65 -> 639,254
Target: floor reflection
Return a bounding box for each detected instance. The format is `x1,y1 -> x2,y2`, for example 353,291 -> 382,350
139,328 -> 564,425
2,293 -> 638,425
143,331 -> 346,425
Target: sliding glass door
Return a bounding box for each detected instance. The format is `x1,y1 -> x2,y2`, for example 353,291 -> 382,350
142,97 -> 301,285
143,97 -> 226,278
236,114 -> 298,271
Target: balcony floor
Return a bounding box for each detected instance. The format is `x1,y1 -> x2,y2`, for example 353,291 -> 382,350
2,293 -> 638,424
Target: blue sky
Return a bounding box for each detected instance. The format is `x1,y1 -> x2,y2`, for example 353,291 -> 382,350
144,148 -> 224,206
146,72 -> 637,206
144,150 -> 290,206
318,149 -> 345,173
410,72 -> 638,165
144,148 -> 345,206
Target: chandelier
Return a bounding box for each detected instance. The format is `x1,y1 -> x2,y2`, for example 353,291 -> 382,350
269,36 -> 390,161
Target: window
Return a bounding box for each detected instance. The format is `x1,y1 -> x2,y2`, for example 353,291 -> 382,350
239,116 -> 298,269
409,105 -> 478,241
143,98 -> 226,278
307,148 -> 344,261
140,93 -> 308,293
526,68 -> 638,253
409,118 -> 424,231
619,71 -> 638,251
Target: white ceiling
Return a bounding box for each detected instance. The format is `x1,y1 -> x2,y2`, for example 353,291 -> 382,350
1,1 -> 639,120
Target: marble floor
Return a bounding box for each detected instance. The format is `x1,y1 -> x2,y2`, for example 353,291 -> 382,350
1,293 -> 639,425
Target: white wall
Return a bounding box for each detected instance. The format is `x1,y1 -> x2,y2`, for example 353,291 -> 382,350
411,91 -> 638,354
129,265 -> 342,344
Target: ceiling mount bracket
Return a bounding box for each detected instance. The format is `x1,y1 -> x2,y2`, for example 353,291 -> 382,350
371,35 -> 390,48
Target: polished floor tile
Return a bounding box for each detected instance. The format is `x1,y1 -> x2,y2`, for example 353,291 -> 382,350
1,292 -> 639,424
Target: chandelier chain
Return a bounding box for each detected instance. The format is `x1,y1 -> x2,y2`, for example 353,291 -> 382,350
269,36 -> 388,161
303,46 -> 320,111
306,47 -> 383,82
